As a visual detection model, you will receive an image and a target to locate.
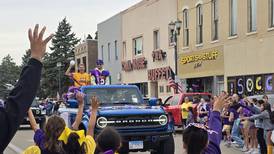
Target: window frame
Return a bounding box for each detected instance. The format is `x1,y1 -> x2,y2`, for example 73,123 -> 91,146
247,0 -> 257,32
211,0 -> 219,41
122,41 -> 127,60
101,45 -> 104,61
159,86 -> 164,93
153,30 -> 160,50
270,0 -> 274,27
196,4 -> 203,44
82,56 -> 87,72
229,0 -> 238,36
183,9 -> 189,47
107,43 -> 111,62
114,40 -> 118,60
133,36 -> 143,56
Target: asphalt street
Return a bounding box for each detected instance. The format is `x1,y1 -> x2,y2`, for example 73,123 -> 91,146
4,126 -> 243,154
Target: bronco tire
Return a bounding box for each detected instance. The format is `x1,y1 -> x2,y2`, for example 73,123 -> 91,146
151,135 -> 175,154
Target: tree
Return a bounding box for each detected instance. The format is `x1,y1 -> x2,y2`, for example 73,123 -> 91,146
41,18 -> 80,98
21,49 -> 31,69
0,55 -> 20,99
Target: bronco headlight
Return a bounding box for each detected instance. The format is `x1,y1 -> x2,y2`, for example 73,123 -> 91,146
41,110 -> 46,115
158,115 -> 168,126
97,117 -> 108,129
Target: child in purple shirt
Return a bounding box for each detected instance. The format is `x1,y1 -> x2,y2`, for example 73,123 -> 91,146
183,94 -> 229,154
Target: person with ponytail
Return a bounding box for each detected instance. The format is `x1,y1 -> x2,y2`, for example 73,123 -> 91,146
182,93 -> 230,154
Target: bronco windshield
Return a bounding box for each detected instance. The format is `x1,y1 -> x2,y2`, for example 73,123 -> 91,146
84,87 -> 143,105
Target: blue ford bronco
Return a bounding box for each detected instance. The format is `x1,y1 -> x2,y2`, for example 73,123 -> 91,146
59,85 -> 174,154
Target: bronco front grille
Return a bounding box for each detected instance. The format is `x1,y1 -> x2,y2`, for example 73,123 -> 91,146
101,115 -> 165,129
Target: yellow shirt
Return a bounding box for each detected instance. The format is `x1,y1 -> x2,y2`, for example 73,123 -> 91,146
72,72 -> 91,87
23,135 -> 96,154
181,102 -> 193,119
86,135 -> 96,154
23,146 -> 41,154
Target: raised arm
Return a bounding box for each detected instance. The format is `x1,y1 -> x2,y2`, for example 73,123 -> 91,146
72,92 -> 85,130
87,96 -> 99,137
0,24 -> 53,152
27,109 -> 39,132
65,65 -> 73,76
205,94 -> 230,154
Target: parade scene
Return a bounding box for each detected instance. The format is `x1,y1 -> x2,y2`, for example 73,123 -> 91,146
1,0 -> 274,154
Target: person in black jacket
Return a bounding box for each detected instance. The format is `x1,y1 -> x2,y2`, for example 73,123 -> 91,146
0,24 -> 53,153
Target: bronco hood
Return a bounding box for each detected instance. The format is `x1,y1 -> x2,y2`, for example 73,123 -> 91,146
98,105 -> 165,116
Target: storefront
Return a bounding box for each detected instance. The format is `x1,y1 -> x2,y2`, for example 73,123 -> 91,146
178,46 -> 224,95
227,74 -> 274,96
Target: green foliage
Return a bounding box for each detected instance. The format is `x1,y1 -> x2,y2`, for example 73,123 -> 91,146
0,55 -> 20,99
21,49 -> 31,69
40,18 -> 80,98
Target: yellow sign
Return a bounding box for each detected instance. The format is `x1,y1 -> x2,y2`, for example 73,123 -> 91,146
180,50 -> 219,65
178,46 -> 224,78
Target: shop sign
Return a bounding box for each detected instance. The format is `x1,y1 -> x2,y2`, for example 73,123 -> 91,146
122,57 -> 147,72
178,46 -> 224,78
227,74 -> 273,96
152,50 -> 166,62
180,50 -> 218,65
148,67 -> 173,81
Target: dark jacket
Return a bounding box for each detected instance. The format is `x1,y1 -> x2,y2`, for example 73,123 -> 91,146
0,58 -> 42,153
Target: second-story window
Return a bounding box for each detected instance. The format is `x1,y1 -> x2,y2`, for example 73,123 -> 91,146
248,0 -> 257,32
270,0 -> 274,27
101,45 -> 104,61
183,9 -> 189,47
108,43 -> 111,62
153,30 -> 160,50
212,0 -> 219,40
196,4 -> 203,44
133,37 -> 143,56
114,40 -> 118,60
122,41 -> 127,59
230,0 -> 238,36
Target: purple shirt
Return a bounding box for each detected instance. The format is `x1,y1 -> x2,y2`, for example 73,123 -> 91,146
34,129 -> 45,150
229,107 -> 239,120
222,110 -> 231,125
203,111 -> 222,154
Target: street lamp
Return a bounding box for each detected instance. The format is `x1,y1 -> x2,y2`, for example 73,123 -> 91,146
57,62 -> 62,98
169,20 -> 182,93
169,19 -> 182,79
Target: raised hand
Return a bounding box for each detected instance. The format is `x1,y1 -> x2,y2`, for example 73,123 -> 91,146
90,96 -> 100,110
28,24 -> 53,62
213,94 -> 230,113
76,92 -> 85,106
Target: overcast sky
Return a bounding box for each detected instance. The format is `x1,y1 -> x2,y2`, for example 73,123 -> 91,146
0,0 -> 141,64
